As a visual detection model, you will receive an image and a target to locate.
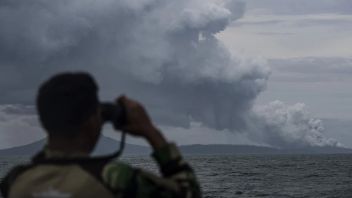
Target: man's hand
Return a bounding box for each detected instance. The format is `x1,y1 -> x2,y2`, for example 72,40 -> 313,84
117,96 -> 167,149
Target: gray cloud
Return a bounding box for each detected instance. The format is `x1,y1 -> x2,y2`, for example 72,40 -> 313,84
323,118 -> 352,148
0,0 -> 263,131
0,0 -> 341,148
254,32 -> 295,36
269,57 -> 352,82
233,14 -> 352,29
245,0 -> 352,15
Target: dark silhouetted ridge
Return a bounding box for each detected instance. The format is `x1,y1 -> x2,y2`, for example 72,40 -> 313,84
1,138 -> 352,157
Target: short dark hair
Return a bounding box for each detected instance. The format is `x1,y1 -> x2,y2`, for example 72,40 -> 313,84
36,72 -> 99,136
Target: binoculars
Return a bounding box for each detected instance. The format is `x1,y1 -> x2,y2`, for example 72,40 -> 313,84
101,102 -> 126,129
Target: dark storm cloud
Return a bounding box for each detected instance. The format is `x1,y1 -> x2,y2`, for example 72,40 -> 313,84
0,0 -> 340,148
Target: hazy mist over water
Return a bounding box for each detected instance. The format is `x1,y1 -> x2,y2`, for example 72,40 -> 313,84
1,155 -> 352,198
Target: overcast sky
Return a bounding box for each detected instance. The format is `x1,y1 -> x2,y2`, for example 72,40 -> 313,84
218,0 -> 352,119
218,0 -> 352,147
0,0 -> 351,149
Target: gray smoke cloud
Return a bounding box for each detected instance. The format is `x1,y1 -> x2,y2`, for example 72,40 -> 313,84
0,0 -> 340,148
250,101 -> 341,148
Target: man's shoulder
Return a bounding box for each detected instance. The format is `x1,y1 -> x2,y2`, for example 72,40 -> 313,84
0,164 -> 34,197
102,161 -> 137,190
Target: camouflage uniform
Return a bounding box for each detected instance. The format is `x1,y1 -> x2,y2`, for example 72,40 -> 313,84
0,143 -> 201,198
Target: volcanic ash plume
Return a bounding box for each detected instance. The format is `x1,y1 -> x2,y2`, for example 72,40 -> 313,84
250,101 -> 341,148
0,0 -> 340,148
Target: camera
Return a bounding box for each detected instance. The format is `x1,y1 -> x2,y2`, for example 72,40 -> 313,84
101,102 -> 126,129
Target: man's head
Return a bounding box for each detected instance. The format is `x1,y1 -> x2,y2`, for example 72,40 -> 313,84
37,72 -> 102,152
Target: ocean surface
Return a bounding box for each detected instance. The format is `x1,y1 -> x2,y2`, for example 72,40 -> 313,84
1,154 -> 352,197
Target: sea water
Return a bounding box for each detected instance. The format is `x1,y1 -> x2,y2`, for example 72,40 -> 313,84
1,155 -> 352,198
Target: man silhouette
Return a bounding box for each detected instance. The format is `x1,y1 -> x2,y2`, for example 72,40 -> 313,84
0,72 -> 201,198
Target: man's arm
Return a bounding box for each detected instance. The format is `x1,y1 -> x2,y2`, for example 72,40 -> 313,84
102,96 -> 201,197
102,142 -> 201,198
